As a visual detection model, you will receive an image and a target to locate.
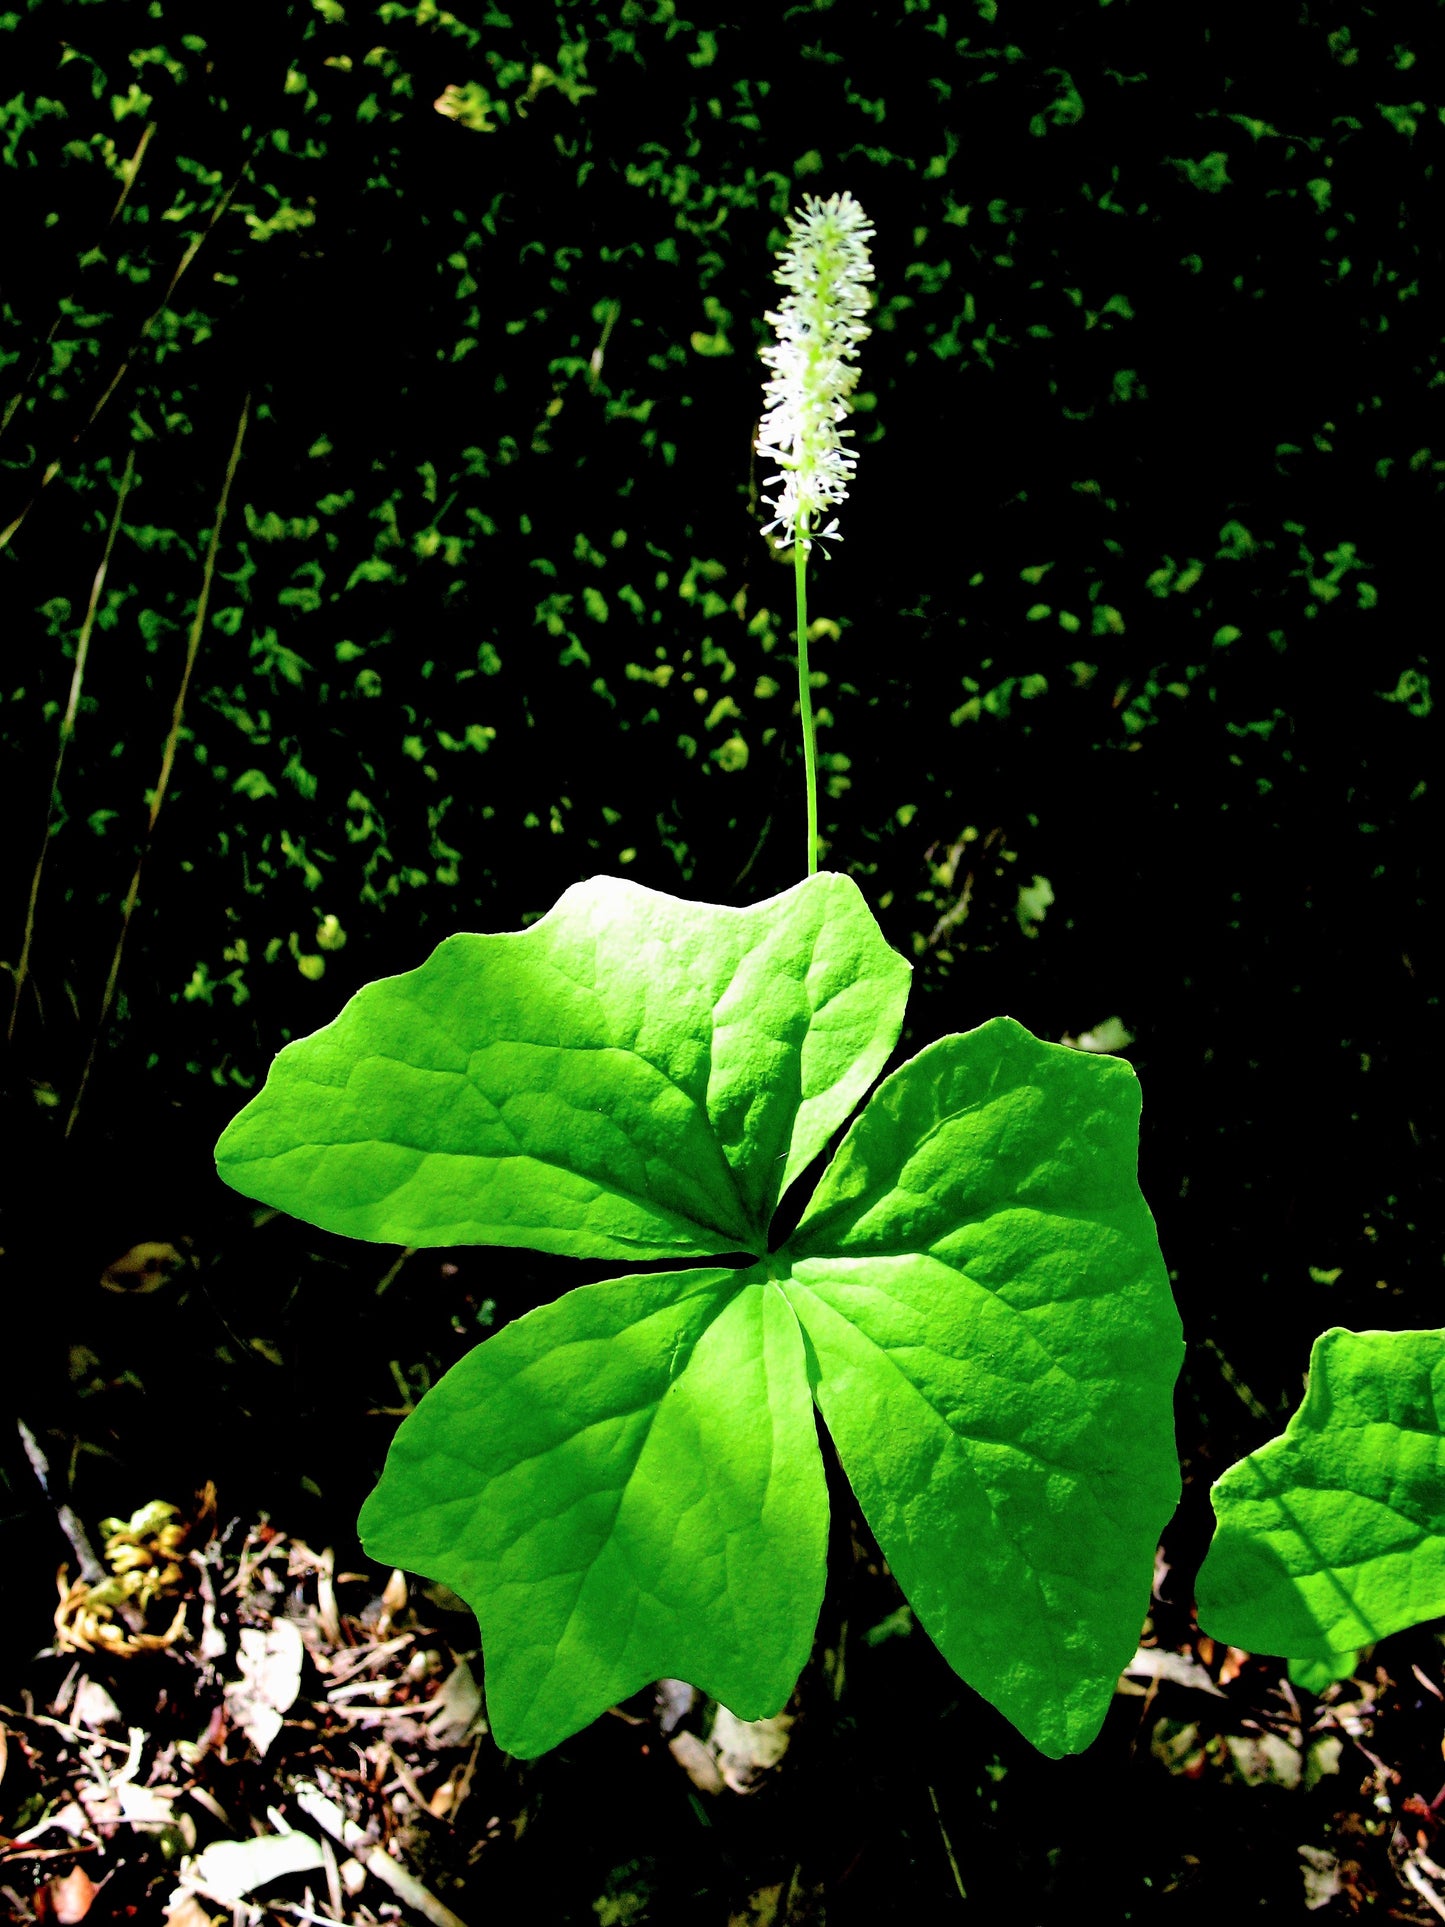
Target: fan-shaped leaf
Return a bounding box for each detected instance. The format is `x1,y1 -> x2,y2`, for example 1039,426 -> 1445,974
781,1017 -> 1182,1756
359,1263 -> 827,1757
1196,1327 -> 1445,1670
216,871 -> 910,1259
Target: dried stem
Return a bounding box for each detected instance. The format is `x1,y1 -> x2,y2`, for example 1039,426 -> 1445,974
66,393 -> 251,1139
291,1781 -> 474,1927
16,1417 -> 106,1591
7,449 -> 138,1046
0,120 -> 156,446
0,151 -> 253,555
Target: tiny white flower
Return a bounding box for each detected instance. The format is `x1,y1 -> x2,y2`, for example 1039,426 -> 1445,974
757,190 -> 875,555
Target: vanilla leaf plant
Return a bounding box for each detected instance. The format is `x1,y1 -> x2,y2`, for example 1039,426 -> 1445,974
1196,1326 -> 1445,1692
215,194 -> 1184,1761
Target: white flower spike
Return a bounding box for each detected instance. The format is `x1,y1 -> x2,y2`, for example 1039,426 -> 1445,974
757,190 -> 875,556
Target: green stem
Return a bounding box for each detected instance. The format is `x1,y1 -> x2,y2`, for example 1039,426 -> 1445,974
793,510 -> 818,877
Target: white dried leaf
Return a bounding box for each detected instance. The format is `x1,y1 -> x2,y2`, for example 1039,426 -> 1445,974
72,1677 -> 122,1728
1124,1647 -> 1226,1698
423,1658 -> 485,1748
710,1708 -> 793,1794
183,1829 -> 326,1904
1299,1843 -> 1342,1910
225,1618 -> 304,1757
667,1729 -> 725,1796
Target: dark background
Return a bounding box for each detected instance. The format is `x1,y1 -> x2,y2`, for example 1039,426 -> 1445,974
1,0 -> 1440,1917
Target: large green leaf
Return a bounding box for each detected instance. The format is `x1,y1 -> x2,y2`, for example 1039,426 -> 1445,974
215,872 -> 910,1260
1196,1327 -> 1445,1670
358,1263 -> 828,1758
779,1017 -> 1183,1757
219,878 -> 1182,1760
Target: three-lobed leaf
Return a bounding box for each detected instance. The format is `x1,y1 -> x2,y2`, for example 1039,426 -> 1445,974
360,1264 -> 827,1758
1196,1327 -> 1445,1673
781,1020 -> 1182,1757
218,873 -> 1183,1758
215,871 -> 910,1260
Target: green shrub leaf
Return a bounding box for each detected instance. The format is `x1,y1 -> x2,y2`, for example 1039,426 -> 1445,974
1196,1327 -> 1445,1671
215,871 -> 910,1260
359,1262 -> 828,1758
781,1017 -> 1183,1756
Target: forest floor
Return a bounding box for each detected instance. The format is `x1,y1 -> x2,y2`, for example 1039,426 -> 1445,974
5,1228 -> 1445,1924
8,1477 -> 1445,1923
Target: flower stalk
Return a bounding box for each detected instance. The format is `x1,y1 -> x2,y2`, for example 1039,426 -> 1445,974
757,190 -> 875,876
